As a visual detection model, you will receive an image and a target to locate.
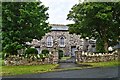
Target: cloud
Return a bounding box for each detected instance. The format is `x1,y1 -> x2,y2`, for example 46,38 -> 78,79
40,0 -> 78,24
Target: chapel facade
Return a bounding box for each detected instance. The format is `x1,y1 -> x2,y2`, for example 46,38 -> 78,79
31,24 -> 96,56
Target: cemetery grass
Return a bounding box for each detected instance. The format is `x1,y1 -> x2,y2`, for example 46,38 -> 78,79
0,64 -> 58,76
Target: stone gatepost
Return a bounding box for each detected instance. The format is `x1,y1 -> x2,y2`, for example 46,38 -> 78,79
75,50 -> 78,62
52,40 -> 59,64
51,49 -> 58,64
75,46 -> 83,63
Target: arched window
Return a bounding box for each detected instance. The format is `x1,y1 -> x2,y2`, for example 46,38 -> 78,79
47,36 -> 53,47
59,37 -> 65,47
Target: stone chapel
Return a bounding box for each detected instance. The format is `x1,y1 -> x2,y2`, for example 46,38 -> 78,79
30,24 -> 96,57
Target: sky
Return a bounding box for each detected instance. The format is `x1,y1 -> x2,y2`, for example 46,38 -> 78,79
40,0 -> 79,25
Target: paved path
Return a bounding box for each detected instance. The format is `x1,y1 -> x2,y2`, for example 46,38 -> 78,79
4,66 -> 119,78
58,57 -> 77,69
57,57 -> 91,69
59,57 -> 76,63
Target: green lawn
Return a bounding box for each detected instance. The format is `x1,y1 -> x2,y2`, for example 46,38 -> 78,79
1,58 -> 119,77
78,60 -> 120,68
1,64 -> 58,76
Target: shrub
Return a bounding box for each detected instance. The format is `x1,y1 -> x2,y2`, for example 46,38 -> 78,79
0,52 -> 9,60
39,54 -> 46,61
25,48 -> 38,55
0,52 -> 2,59
41,49 -> 49,56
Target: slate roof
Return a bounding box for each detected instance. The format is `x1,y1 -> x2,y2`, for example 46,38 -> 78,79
50,24 -> 69,31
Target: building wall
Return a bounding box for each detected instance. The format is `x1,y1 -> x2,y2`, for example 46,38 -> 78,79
31,25 -> 96,56
40,31 -> 82,56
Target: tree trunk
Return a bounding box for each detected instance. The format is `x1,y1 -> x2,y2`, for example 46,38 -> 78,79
97,28 -> 109,53
104,40 -> 109,53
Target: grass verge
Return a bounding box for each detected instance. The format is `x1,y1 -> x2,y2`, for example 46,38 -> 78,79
0,64 -> 58,76
1,60 -> 119,76
55,60 -> 120,72
78,60 -> 120,68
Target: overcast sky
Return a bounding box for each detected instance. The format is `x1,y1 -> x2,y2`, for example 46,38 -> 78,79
40,0 -> 79,25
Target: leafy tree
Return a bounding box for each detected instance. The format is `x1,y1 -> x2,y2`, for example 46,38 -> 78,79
2,2 -> 50,55
0,2 -> 2,52
67,2 -> 120,52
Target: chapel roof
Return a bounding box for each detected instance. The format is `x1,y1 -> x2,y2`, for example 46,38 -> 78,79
50,24 -> 69,31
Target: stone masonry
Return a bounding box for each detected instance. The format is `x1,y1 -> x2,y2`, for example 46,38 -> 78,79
30,24 -> 96,57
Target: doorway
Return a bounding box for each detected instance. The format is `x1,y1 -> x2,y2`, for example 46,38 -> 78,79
71,46 -> 76,57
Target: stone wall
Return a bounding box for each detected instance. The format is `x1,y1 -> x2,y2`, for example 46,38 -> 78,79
75,51 -> 118,63
4,53 -> 58,66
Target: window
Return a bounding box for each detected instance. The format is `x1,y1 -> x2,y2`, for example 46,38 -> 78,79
47,36 -> 53,47
59,37 -> 65,47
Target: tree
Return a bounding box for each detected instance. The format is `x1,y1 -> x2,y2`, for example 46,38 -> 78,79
67,2 -> 120,52
2,2 -> 50,55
